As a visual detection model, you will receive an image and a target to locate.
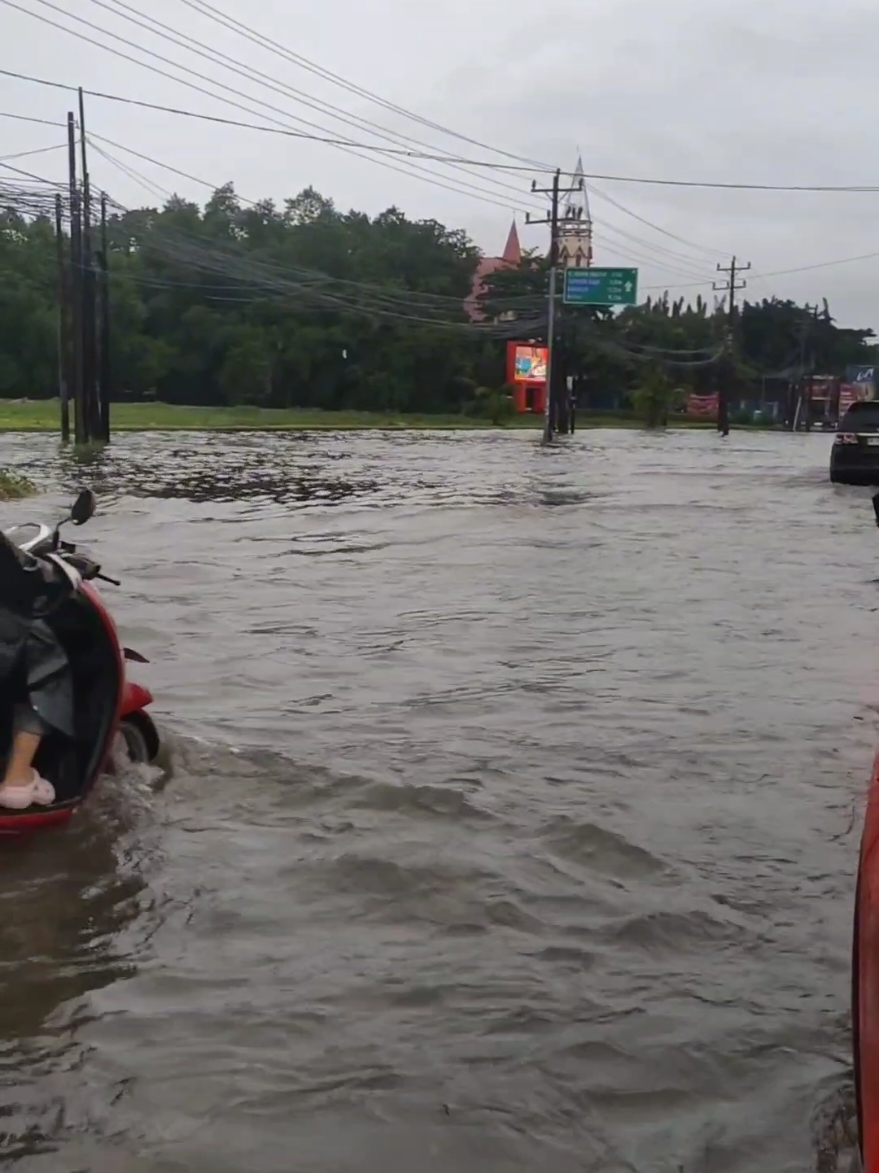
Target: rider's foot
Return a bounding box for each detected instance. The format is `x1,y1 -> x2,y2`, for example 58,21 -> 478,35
0,770 -> 55,809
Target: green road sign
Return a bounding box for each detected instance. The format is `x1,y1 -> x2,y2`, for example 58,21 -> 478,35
563,267 -> 639,306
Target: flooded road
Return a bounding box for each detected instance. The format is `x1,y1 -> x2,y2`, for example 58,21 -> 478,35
0,427 -> 872,1171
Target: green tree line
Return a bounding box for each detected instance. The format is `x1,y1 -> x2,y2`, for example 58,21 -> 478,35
0,183 -> 874,416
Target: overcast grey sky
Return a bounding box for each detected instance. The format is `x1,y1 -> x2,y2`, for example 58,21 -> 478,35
2,0 -> 878,332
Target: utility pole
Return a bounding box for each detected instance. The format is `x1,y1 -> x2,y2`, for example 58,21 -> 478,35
713,256 -> 750,437
98,192 -> 111,442
527,169 -> 560,444
67,110 -> 85,446
792,306 -> 817,432
526,168 -> 586,443
54,192 -> 70,443
79,87 -> 100,442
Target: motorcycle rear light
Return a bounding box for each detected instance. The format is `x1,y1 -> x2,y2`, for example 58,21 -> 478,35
835,433 -> 859,444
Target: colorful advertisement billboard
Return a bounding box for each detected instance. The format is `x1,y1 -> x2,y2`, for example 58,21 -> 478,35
511,345 -> 547,383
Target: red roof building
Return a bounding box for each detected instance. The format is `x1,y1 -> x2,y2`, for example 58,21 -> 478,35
465,220 -> 521,321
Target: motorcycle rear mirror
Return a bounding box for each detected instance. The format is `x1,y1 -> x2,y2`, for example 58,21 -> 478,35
70,489 -> 96,526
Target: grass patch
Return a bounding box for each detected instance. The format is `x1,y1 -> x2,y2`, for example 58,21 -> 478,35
0,469 -> 35,499
0,400 -> 545,432
0,399 -> 767,433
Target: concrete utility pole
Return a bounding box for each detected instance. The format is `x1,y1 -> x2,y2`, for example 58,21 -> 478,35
713,256 -> 750,437
526,168 -> 585,443
67,110 -> 85,445
54,192 -> 70,443
79,87 -> 101,443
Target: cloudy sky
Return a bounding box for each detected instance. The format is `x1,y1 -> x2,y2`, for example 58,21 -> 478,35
1,0 -> 877,331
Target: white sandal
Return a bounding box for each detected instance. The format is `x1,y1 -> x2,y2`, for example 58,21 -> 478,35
0,769 -> 55,810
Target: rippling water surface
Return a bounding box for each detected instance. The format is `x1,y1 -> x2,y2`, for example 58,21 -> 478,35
0,427 -> 873,1172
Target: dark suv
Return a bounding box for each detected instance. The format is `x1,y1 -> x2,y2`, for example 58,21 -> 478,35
830,401 -> 879,484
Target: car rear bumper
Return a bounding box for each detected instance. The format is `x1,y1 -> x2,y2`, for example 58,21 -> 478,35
830,449 -> 879,484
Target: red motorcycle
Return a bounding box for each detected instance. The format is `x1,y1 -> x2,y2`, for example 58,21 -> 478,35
0,490 -> 160,835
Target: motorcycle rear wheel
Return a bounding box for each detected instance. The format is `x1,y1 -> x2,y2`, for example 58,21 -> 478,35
116,718 -> 152,764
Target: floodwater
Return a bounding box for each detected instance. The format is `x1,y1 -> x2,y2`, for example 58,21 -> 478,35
0,427 -> 873,1172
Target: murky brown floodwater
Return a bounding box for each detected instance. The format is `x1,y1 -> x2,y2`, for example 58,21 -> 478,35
0,427 -> 872,1172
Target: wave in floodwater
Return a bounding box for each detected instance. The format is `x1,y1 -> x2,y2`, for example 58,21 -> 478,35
0,427 -> 874,1171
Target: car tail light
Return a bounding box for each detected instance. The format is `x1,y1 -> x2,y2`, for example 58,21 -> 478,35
835,432 -> 859,444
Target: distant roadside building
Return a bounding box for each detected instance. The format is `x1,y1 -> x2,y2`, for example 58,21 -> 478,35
464,220 -> 521,322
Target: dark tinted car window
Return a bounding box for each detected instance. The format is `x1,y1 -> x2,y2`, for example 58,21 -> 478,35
841,403 -> 879,429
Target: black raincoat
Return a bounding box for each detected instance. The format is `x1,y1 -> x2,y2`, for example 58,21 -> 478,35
0,533 -> 73,737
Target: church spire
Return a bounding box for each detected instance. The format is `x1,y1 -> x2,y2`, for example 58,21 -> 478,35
563,155 -> 591,224
501,218 -> 521,265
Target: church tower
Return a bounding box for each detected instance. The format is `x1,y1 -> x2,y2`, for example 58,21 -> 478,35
501,219 -> 522,266
557,155 -> 593,270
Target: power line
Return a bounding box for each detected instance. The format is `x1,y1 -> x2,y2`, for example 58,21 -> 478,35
756,252 -> 879,280
166,0 -> 809,234
90,131 -> 222,197
89,129 -> 716,284
83,138 -> 879,303
168,0 -> 728,260
0,109 -> 64,128
1,0 -> 550,215
569,169 -> 879,194
585,181 -> 725,260
88,145 -> 545,321
0,160 -> 65,186
0,18 -> 734,260
85,0 -> 542,211
87,137 -> 172,200
0,66 -> 447,144
0,70 -> 539,169
0,142 -> 68,164
16,2 -> 866,269
0,66 -> 729,277
172,0 -> 559,172
18,4 -> 854,280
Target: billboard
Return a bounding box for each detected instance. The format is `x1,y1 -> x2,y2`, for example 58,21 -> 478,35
686,392 -> 718,418
846,365 -> 876,387
511,345 -> 547,383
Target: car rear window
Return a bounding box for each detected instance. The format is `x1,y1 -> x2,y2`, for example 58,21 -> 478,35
841,402 -> 879,429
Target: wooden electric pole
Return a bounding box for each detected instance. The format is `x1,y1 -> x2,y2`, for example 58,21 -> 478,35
713,256 -> 750,437
526,168 -> 587,443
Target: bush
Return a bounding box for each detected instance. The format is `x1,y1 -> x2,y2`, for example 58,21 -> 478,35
463,386 -> 515,425
0,469 -> 35,499
632,370 -> 676,429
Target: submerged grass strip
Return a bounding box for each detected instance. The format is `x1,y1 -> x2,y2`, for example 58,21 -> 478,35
0,469 -> 35,499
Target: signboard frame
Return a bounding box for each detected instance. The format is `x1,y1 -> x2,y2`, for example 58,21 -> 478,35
563,267 -> 639,307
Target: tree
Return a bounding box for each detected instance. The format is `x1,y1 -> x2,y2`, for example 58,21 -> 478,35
632,369 -> 677,428
0,181 -> 873,418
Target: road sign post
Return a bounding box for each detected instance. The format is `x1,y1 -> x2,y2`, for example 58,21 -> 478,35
563,267 -> 639,307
